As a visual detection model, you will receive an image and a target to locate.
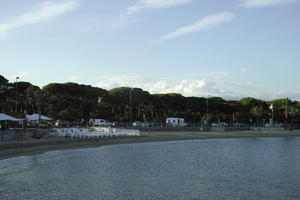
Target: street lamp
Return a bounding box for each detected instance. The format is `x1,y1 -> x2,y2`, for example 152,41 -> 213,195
260,104 -> 263,127
130,88 -> 132,127
206,97 -> 209,117
15,76 -> 19,113
205,95 -> 210,126
286,98 -> 288,119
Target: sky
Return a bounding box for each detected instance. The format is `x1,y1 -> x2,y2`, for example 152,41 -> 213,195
0,0 -> 300,100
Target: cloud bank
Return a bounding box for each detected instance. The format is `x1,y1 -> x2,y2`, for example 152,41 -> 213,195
0,1 -> 78,37
95,75 -> 300,100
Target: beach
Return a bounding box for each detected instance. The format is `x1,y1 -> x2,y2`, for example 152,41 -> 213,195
1,130 -> 300,160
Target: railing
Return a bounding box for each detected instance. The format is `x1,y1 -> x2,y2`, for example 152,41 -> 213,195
0,130 -> 32,142
0,127 -> 140,142
50,127 -> 140,138
0,128 -> 51,142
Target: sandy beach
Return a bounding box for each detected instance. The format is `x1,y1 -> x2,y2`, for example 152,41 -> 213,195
1,130 -> 300,160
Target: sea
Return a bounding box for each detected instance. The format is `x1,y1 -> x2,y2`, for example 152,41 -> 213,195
1,137 -> 300,200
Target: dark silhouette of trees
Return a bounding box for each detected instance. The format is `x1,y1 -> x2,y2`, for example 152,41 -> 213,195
1,74 -> 300,125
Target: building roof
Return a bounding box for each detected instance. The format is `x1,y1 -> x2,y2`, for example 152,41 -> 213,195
0,113 -> 23,121
26,114 -> 52,121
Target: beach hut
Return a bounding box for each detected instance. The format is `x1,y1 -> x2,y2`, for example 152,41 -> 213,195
26,114 -> 52,128
0,113 -> 22,121
0,113 -> 23,130
26,114 -> 52,121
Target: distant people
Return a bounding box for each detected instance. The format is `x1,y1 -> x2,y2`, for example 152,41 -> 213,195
0,122 -> 5,131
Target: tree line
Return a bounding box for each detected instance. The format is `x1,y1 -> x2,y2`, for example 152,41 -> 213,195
1,75 -> 300,125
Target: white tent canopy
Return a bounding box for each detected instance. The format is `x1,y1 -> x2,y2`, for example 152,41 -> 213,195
26,114 -> 52,121
0,113 -> 22,121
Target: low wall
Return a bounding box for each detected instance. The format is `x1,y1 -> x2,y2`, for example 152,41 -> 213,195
51,127 -> 140,138
0,131 -> 31,142
0,128 -> 51,142
253,127 -> 286,132
139,127 -> 204,132
210,127 -> 250,132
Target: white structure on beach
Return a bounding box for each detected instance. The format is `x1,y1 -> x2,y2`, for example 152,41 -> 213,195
51,127 -> 140,138
26,114 -> 52,121
0,113 -> 22,121
89,118 -> 111,126
166,117 -> 186,127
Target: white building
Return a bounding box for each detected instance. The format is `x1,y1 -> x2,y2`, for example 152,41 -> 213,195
89,118 -> 111,126
166,117 -> 186,127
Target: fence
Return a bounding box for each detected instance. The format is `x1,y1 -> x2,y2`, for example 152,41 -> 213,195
0,131 -> 31,142
0,128 -> 51,142
51,127 -> 140,138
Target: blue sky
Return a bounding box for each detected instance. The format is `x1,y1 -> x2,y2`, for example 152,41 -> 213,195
0,0 -> 300,100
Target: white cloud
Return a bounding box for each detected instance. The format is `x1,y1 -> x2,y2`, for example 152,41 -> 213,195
115,0 -> 194,28
243,0 -> 299,8
94,75 -> 300,100
126,0 -> 194,15
240,68 -> 247,73
111,14 -> 140,28
96,75 -> 210,96
0,1 -> 78,37
156,12 -> 235,42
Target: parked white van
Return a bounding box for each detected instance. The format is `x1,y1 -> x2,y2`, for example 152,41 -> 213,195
166,117 -> 186,127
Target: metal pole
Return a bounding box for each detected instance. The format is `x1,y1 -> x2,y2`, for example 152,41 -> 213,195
25,92 -> 28,115
285,98 -> 288,121
130,88 -> 132,127
15,77 -> 19,112
272,108 -> 274,126
286,98 -> 288,129
206,98 -> 208,117
260,104 -> 263,127
206,95 -> 209,126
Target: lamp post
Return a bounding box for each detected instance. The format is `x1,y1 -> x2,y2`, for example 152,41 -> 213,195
206,97 -> 209,118
271,104 -> 274,126
260,104 -> 263,127
285,97 -> 288,129
130,88 -> 132,127
205,95 -> 210,126
15,76 -> 19,113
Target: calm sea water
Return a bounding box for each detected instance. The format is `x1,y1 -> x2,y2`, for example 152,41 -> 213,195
1,137 -> 300,200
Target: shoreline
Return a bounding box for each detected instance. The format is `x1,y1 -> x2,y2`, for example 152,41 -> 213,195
1,130 -> 300,161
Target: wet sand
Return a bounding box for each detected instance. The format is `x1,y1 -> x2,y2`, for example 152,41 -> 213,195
1,130 -> 300,160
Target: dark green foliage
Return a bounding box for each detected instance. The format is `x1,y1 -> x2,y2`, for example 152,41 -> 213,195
1,74 -> 300,124
42,82 -> 108,121
0,75 -> 8,85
